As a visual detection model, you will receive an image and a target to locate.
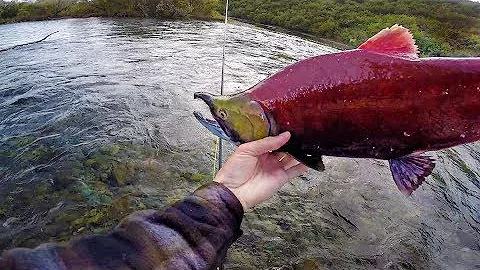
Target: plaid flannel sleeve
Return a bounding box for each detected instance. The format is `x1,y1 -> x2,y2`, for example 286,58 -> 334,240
0,182 -> 244,270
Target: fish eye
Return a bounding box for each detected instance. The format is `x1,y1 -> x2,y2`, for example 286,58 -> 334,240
218,109 -> 228,119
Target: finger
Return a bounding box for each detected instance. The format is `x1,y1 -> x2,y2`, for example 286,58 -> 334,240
285,163 -> 309,179
238,131 -> 291,156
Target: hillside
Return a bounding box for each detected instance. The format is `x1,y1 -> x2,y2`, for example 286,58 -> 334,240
1,0 -> 479,56
0,0 -> 222,23
229,0 -> 480,56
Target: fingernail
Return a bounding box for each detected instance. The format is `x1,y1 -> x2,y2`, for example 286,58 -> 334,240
279,131 -> 290,137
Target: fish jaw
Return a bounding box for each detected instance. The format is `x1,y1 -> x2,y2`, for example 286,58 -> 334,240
193,92 -> 273,143
193,111 -> 231,141
194,92 -> 214,110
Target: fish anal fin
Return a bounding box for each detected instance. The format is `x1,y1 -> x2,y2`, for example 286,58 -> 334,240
359,24 -> 419,59
316,158 -> 325,171
296,154 -> 325,171
389,154 -> 435,196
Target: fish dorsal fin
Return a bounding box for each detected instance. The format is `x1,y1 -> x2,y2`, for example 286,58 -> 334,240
359,24 -> 419,59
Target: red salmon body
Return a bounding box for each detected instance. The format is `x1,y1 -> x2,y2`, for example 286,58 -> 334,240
248,50 -> 480,160
194,25 -> 480,195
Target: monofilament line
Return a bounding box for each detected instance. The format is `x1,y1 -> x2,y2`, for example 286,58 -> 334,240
217,0 -> 229,171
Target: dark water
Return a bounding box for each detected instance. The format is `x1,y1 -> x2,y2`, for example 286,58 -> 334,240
0,18 -> 479,269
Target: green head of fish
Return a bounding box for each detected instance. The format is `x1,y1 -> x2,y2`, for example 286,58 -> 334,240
193,92 -> 274,144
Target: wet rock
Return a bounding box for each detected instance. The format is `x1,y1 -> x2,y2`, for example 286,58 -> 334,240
42,222 -> 65,237
277,219 -> 291,231
293,258 -> 322,270
0,206 -> 6,219
3,217 -> 20,228
179,171 -> 208,184
76,181 -> 113,206
111,162 -> 135,186
84,159 -> 97,168
384,261 -> 415,270
53,171 -> 77,190
48,202 -> 65,214
22,144 -> 55,164
110,145 -> 121,156
226,249 -> 259,269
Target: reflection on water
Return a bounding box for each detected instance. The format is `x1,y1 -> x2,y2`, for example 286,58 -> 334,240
0,18 -> 478,269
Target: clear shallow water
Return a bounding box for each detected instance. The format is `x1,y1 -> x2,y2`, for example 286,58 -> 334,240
0,18 -> 479,269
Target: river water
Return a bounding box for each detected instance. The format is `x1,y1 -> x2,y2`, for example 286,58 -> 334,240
0,18 -> 479,269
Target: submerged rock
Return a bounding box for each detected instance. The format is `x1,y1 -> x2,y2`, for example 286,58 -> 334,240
2,217 -> 19,228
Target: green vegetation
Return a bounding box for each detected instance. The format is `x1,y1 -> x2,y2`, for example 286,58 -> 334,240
1,0 -> 479,55
229,0 -> 480,56
0,0 -> 222,23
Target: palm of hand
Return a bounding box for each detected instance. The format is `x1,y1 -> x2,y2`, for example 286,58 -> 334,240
214,132 -> 308,210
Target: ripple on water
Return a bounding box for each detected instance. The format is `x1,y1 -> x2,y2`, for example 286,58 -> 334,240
0,18 -> 479,269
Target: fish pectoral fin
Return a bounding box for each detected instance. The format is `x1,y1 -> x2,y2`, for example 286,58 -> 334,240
358,24 -> 419,59
388,154 -> 435,196
296,154 -> 325,171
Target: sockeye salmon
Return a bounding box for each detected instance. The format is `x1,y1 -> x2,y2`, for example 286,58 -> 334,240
193,25 -> 480,195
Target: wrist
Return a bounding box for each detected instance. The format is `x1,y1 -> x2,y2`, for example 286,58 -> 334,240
213,179 -> 249,210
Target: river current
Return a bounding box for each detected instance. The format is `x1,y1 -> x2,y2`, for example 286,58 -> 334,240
0,18 -> 479,269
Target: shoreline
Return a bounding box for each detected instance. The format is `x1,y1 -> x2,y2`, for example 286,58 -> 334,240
0,16 -> 350,51
230,17 -> 352,50
0,15 -> 224,26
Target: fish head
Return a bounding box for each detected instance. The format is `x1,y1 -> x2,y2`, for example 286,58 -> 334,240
194,92 -> 272,144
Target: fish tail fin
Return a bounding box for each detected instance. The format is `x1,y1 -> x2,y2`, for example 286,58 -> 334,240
389,154 -> 435,195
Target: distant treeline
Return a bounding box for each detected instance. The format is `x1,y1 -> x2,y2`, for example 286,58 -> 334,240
230,0 -> 480,56
0,0 -> 222,23
1,0 -> 480,56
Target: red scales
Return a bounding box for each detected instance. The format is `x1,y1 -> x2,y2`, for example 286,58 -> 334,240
195,25 -> 480,195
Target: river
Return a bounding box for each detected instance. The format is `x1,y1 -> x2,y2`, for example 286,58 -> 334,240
0,18 -> 479,269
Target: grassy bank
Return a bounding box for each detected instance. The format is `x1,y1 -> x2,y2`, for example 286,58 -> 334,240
1,0 -> 479,56
229,0 -> 480,56
0,0 -> 223,24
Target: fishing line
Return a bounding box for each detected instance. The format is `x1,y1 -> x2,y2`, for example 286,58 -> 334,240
211,138 -> 218,180
215,0 -> 229,174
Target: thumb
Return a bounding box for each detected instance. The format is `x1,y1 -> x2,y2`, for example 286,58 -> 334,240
237,131 -> 291,156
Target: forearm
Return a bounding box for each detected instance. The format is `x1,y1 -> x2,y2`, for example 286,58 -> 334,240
0,182 -> 244,270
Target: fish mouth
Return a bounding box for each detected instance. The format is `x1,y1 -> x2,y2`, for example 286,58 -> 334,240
194,92 -> 214,109
193,111 -> 231,141
194,92 -> 231,141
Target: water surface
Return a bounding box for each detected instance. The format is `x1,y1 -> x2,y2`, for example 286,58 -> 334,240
0,18 -> 479,269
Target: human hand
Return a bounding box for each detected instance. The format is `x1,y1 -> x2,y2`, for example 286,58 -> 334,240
214,131 -> 308,210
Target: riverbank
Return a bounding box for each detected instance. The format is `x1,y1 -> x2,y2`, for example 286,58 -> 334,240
2,0 -> 479,55
0,0 -> 223,25
232,18 -> 352,51
229,0 -> 480,56
1,16 -> 349,52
